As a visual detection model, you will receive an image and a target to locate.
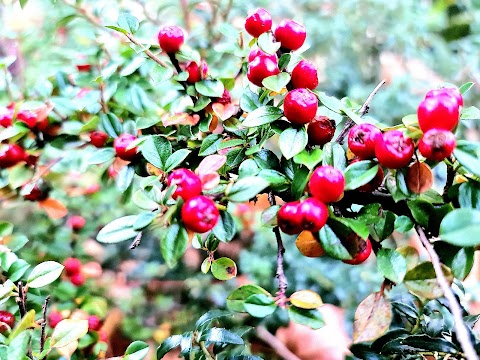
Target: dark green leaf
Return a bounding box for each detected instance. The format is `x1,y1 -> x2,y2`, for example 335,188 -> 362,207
97,216 -> 139,243
407,200 -> 434,228
212,211 -> 236,242
200,328 -> 244,345
290,165 -> 309,200
227,177 -> 269,202
394,216 -> 414,233
124,341 -> 149,360
322,142 -> 347,170
279,127 -> 308,160
439,208 -> 480,246
161,224 -> 189,268
227,285 -> 271,313
195,310 -> 233,330
258,169 -> 289,192
240,88 -> 261,113
344,161 -> 379,191
156,335 -> 182,359
199,134 -> 222,156
288,306 -> 324,329
243,294 -> 276,318
458,181 -> 480,209
242,106 -> 283,127
319,224 -> 351,260
101,113 -> 123,138
164,149 -> 191,172
377,248 -> 407,283
401,335 -> 459,354
330,216 -> 370,240
141,135 -> 172,169
262,73 -> 291,93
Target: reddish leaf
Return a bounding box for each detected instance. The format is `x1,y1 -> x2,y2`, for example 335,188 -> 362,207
406,161 -> 433,194
38,198 -> 68,219
212,103 -> 238,121
196,155 -> 227,190
162,113 -> 200,127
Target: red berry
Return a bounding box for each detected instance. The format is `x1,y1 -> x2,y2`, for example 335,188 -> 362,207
185,60 -> 208,84
283,88 -> 318,125
98,330 -> 108,342
0,107 -> 13,127
307,116 -> 336,146
181,195 -> 219,233
274,19 -> 306,51
67,216 -> 86,232
167,168 -> 202,200
248,48 -> 277,63
298,198 -> 328,232
291,60 -> 318,90
22,180 -> 50,202
89,131 -> 109,148
277,201 -> 303,235
342,236 -> 372,265
351,159 -> 384,192
70,272 -> 86,287
247,54 -> 280,87
0,144 -> 27,168
114,134 -> 138,161
309,165 -> 345,203
418,128 -> 456,162
16,110 -> 37,129
64,257 -> 82,276
88,315 -> 102,331
426,87 -> 463,107
348,123 -> 382,159
375,130 -> 414,169
417,95 -> 459,132
47,311 -> 63,328
0,311 -> 15,333
158,26 -> 184,53
76,64 -> 92,72
245,8 -> 272,38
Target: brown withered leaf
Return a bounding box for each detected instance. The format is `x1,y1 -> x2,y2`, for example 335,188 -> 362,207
353,292 -> 392,343
406,161 -> 433,194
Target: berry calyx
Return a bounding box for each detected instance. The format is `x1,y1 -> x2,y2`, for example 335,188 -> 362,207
274,19 -> 306,51
0,144 -> 27,168
0,311 -> 15,333
277,201 -> 303,235
426,87 -> 463,107
114,134 -> 138,161
291,60 -> 318,90
348,123 -> 382,159
298,198 -> 329,232
167,168 -> 202,200
245,8 -> 272,38
88,315 -> 102,331
158,26 -> 184,54
418,128 -> 456,162
283,88 -> 318,125
67,216 -> 86,232
342,236 -> 372,265
247,54 -> 280,87
64,257 -> 82,276
181,195 -> 220,233
375,130 -> 414,169
89,131 -> 109,148
47,311 -> 63,328
185,60 -> 208,84
248,48 -> 277,63
417,95 -> 459,132
309,165 -> 345,203
70,272 -> 86,287
307,116 -> 336,146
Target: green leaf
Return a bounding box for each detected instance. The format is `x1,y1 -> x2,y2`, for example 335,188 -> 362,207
106,25 -> 128,35
51,319 -> 89,348
288,306 -> 324,330
27,261 -> 64,288
322,142 -> 347,170
240,88 -> 261,112
459,82 -> 474,94
315,92 -> 343,113
7,332 -> 30,359
87,148 -> 116,165
400,335 -> 458,354
458,181 -> 480,208
242,106 -> 283,127
344,161 -> 379,191
278,53 -> 291,71
261,205 -> 280,227
161,224 -> 189,268
100,113 -> 122,138
211,257 -> 237,280
439,208 -> 480,246
133,212 -> 157,231
227,285 -> 271,313
293,148 -> 323,170
0,222 -> 13,237
257,32 -> 281,54
227,177 -> 269,202
118,13 -> 139,34
243,294 -> 276,318
460,106 -> 480,120
200,327 -> 244,345
150,65 -> 174,85
319,224 -> 352,260
164,149 -> 191,172
195,80 -> 224,97
290,165 -> 310,200
116,165 -> 135,193
19,0 -> 29,8
262,73 -> 291,93
199,134 -> 222,156
141,136 -> 172,169
124,341 -> 149,360
212,211 -> 236,242
331,216 -> 370,240
454,141 -> 480,177
394,216 -> 414,233
97,216 -> 139,243
8,310 -> 35,342
404,262 -> 453,299
279,127 -> 308,160
377,248 -> 407,283
407,200 -> 434,228
156,335 -> 182,359
195,310 -> 233,330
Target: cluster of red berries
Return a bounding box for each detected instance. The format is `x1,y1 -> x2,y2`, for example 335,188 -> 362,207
0,103 -> 48,131
63,257 -> 86,286
167,168 -> 219,233
48,309 -> 103,335
0,310 -> 15,334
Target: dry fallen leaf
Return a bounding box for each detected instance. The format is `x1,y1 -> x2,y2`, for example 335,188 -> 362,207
353,292 -> 392,343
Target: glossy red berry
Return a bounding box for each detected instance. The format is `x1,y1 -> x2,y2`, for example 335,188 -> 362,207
277,201 -> 303,235
0,108 -> 13,127
418,128 -> 456,162
158,26 -> 184,54
307,116 -> 336,146
417,95 -> 459,132
70,272 -> 86,287
0,144 -> 27,168
185,60 -> 208,84
64,257 -> 82,276
181,195 -> 219,233
245,8 -> 272,38
88,315 -> 102,331
247,54 -> 280,87
167,168 -> 202,200
298,198 -> 329,232
16,110 -> 37,129
248,48 -> 277,63
76,64 -> 92,72
47,311 -> 63,328
22,180 -> 50,202
67,216 -> 86,232
274,19 -> 306,51
291,60 -> 318,90
89,131 -> 109,148
0,311 -> 15,333
283,89 -> 318,125
426,87 -> 463,107
348,123 -> 382,159
375,130 -> 414,169
114,134 -> 138,161
342,236 -> 372,265
309,165 -> 345,203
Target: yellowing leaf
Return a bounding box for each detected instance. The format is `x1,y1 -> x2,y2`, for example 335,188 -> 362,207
51,319 -> 88,348
353,292 -> 392,343
289,290 -> 323,309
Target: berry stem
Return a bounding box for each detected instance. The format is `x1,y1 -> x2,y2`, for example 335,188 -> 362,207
415,225 -> 479,360
335,79 -> 386,144
124,33 -> 171,69
268,192 -> 288,308
40,296 -> 50,353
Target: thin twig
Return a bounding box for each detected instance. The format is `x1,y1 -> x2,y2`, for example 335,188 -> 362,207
335,79 -> 386,144
415,225 -> 479,360
268,192 -> 288,308
124,33 -> 171,69
40,296 -> 50,353
199,341 -> 215,360
256,326 -> 301,360
16,282 -> 27,318
129,232 -> 143,249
